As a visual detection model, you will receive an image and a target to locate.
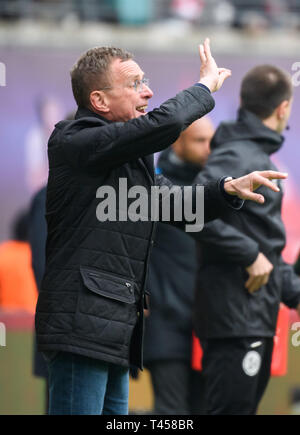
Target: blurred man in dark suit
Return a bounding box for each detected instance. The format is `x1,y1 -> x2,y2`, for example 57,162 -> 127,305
144,116 -> 214,414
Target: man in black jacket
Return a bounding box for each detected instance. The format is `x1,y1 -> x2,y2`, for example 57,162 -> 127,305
35,42 -> 288,415
193,65 -> 300,415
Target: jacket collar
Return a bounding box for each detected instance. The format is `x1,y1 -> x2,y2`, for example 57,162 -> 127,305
211,108 -> 284,156
75,107 -> 112,123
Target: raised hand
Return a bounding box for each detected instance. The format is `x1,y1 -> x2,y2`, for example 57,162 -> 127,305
198,38 -> 232,93
223,170 -> 288,203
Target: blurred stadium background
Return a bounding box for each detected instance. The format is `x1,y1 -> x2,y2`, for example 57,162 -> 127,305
0,0 -> 300,415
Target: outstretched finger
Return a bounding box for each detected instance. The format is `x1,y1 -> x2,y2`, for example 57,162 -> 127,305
203,38 -> 212,59
198,44 -> 206,64
258,170 -> 288,180
253,174 -> 280,192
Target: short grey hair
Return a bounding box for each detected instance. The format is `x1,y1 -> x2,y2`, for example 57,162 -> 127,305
70,46 -> 133,108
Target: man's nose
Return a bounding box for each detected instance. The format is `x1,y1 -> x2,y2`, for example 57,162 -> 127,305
141,84 -> 154,99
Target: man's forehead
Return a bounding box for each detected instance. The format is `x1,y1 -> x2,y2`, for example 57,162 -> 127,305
111,58 -> 144,80
189,118 -> 214,134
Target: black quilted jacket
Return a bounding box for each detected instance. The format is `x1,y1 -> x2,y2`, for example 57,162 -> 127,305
35,85 -> 236,369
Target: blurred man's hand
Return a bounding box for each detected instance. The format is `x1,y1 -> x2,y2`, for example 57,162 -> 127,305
224,170 -> 288,203
245,252 -> 274,293
198,38 -> 232,93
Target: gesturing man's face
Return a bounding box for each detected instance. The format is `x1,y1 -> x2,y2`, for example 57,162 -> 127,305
92,58 -> 154,122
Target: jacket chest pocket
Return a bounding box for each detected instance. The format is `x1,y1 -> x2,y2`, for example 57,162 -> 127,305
74,266 -> 138,347
80,266 -> 136,304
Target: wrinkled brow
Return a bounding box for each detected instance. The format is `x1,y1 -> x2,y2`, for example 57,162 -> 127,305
128,72 -> 145,80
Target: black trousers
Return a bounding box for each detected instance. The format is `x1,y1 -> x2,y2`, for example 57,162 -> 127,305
200,337 -> 274,415
147,360 -> 206,415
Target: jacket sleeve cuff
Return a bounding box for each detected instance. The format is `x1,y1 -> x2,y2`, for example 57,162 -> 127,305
219,176 -> 244,210
239,247 -> 260,268
193,83 -> 211,94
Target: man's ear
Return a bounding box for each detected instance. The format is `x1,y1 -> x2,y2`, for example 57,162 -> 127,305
89,90 -> 109,113
172,138 -> 183,158
277,100 -> 290,120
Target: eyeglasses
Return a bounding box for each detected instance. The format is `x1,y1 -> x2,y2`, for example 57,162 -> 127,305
100,78 -> 150,93
131,78 -> 150,92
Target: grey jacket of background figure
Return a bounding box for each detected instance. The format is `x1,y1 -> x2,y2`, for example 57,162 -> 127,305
35,85 -> 239,369
193,108 -> 300,340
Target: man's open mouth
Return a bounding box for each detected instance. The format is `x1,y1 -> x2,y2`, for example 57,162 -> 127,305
136,105 -> 147,113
